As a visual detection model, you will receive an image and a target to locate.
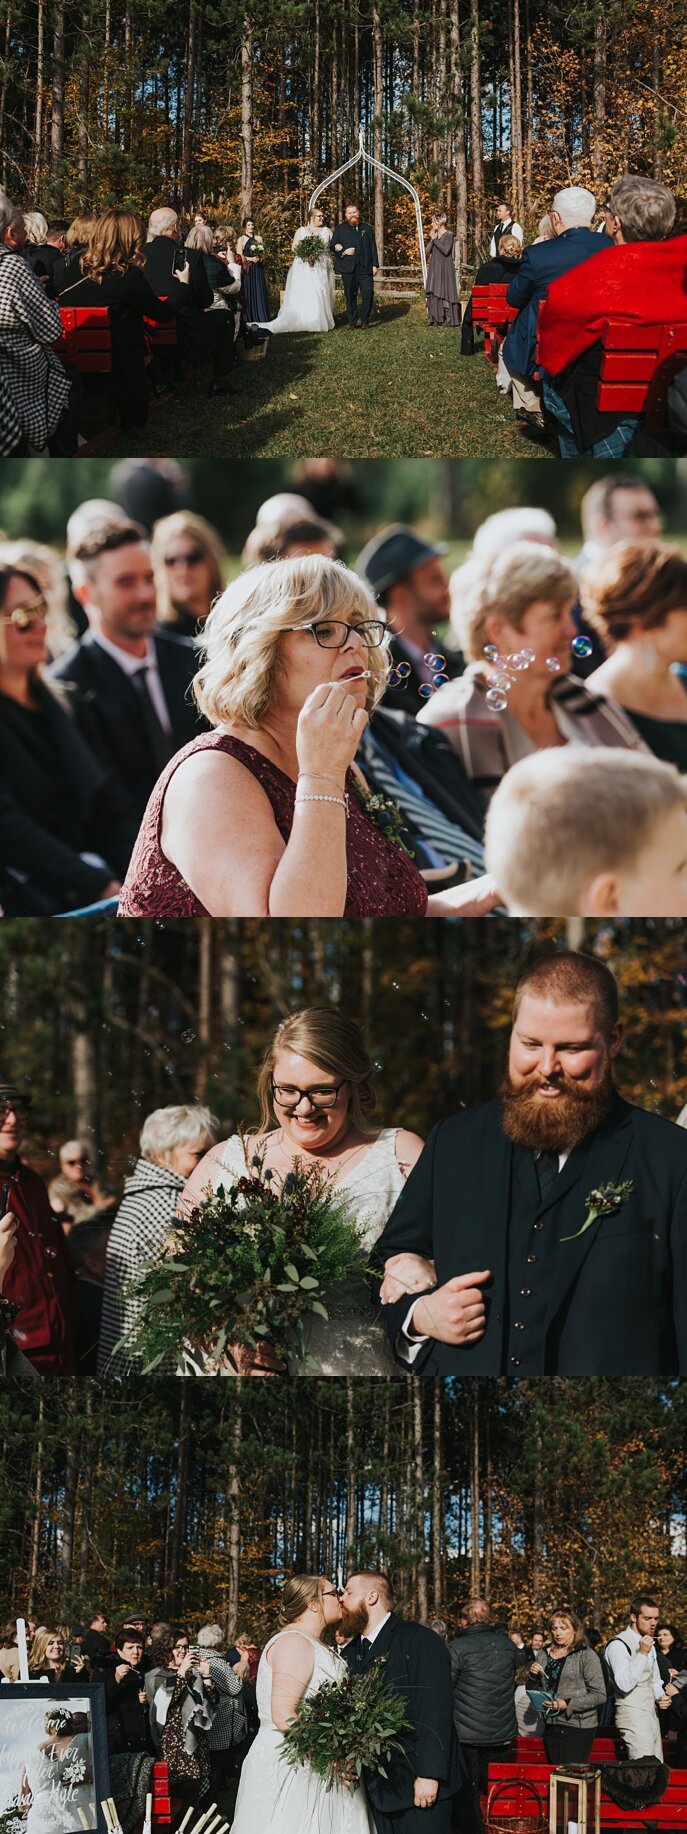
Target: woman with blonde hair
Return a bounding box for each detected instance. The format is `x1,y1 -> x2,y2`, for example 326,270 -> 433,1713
0,555 -> 131,913
181,1006 -> 429,1375
119,552 -> 499,918
151,510 -> 227,634
59,208 -> 187,427
528,1608 -> 606,1764
231,1574 -> 373,1833
420,541 -> 649,800
28,1627 -> 87,1683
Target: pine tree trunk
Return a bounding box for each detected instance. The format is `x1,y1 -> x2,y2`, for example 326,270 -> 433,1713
33,0 -> 45,194
372,4 -> 384,266
241,15 -> 254,216
312,0 -> 320,181
512,0 -> 523,222
450,0 -> 468,268
412,1380 -> 428,1619
27,1393 -> 45,1618
77,11 -> 90,202
470,1381 -> 480,1594
432,1383 -> 444,1611
168,1385 -> 190,1615
345,1378 -> 356,1566
468,0 -> 484,254
181,0 -> 199,211
592,6 -> 607,185
50,0 -> 66,211
195,918 -> 212,1098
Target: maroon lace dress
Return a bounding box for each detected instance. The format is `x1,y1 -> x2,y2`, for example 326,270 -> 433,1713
118,732 -> 428,917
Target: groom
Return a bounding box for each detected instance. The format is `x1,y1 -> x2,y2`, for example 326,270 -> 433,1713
340,1571 -> 463,1831
332,202 -> 379,327
375,950 -> 687,1377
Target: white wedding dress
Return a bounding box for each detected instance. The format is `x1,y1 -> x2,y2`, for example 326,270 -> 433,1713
256,226 -> 336,333
181,1128 -> 406,1376
231,1630 -> 374,1834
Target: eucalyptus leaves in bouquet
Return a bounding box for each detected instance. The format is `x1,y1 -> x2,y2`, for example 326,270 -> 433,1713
296,234 -> 329,266
117,1141 -> 364,1373
283,1657 -> 411,1794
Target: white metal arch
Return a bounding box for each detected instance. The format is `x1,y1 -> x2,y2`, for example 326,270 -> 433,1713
308,128 -> 427,285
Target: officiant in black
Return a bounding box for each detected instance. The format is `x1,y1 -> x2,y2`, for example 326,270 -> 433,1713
340,1571 -> 463,1834
332,203 -> 379,327
375,951 -> 687,1378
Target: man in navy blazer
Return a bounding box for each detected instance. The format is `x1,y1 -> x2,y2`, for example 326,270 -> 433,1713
503,186 -> 612,392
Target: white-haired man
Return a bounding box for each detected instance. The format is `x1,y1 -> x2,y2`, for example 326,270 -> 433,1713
502,186 -> 612,432
193,1624 -> 249,1800
144,206 -> 237,394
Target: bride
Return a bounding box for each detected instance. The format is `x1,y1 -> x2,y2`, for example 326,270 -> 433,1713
230,1575 -> 374,1834
179,1006 -> 430,1376
253,207 -> 336,334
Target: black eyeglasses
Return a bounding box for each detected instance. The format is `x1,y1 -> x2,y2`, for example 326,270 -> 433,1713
284,620 -> 387,650
321,1588 -> 340,1599
271,1079 -> 346,1110
164,550 -> 205,568
0,1101 -> 27,1120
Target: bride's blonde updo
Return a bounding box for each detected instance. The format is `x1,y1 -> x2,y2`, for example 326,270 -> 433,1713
278,1575 -> 326,1625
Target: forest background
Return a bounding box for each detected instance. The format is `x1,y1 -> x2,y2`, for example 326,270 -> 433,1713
1,0 -> 686,277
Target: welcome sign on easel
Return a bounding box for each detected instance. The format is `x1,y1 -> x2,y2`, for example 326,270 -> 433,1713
0,1620 -> 110,1833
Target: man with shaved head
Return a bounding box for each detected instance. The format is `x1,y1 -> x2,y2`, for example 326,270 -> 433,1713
340,1571 -> 463,1830
376,951 -> 687,1376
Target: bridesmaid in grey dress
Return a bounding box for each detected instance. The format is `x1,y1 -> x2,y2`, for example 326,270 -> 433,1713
181,1007 -> 429,1375
425,211 -> 461,327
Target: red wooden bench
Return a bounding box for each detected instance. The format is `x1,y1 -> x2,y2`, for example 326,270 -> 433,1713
55,304 -> 112,372
487,1741 -> 687,1829
471,283 -> 518,361
131,1760 -> 181,1831
596,318 -> 687,429
144,297 -> 177,349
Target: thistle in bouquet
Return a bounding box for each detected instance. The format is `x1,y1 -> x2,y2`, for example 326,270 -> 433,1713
283,1657 -> 412,1794
296,233 -> 328,267
117,1137 -> 364,1373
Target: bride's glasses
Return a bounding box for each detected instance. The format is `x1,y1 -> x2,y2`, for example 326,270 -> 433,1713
271,1079 -> 346,1110
286,619 -> 387,650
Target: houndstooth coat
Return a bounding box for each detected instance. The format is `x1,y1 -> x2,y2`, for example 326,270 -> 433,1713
0,245 -> 71,447
97,1155 -> 186,1374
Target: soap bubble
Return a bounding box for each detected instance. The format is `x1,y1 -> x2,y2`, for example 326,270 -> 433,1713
491,673 -> 514,693
433,672 -> 448,686
485,689 -> 508,712
418,682 -> 435,699
397,662 -> 412,679
572,635 -> 593,658
181,1030 -> 195,1043
546,656 -> 562,672
507,652 -> 529,671
484,644 -> 501,662
520,648 -> 536,663
424,653 -> 446,669
386,667 -> 404,689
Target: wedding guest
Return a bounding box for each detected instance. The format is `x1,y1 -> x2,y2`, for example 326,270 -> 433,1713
577,476 -> 662,572
151,510 -> 227,634
581,542 -> 687,770
241,507 -> 341,567
528,1609 -> 606,1763
502,186 -> 611,432
484,749 -> 687,916
28,1627 -> 88,1683
97,1103 -> 218,1374
0,1209 -> 37,1377
460,234 -> 523,358
0,1078 -> 77,1376
180,1006 -> 427,1375
356,525 -> 463,713
0,1619 -> 21,1679
421,542 -> 648,801
144,207 -> 237,395
655,1623 -> 687,1682
0,190 -> 78,453
425,211 -> 461,327
50,519 -> 206,835
53,211 -> 98,291
193,1623 -> 247,1798
117,553 -> 500,918
605,1598 -> 671,1759
67,1218 -> 111,1375
469,506 -> 559,565
448,1601 -> 517,1834
83,1613 -> 111,1663
49,1139 -> 117,1228
59,209 -> 183,429
145,1625 -> 215,1807
376,949 -> 687,1376
356,700 -> 488,888
341,1570 -> 463,1831
238,216 -> 269,323
185,221 -> 241,309
91,1627 -> 150,1753
489,200 -> 524,257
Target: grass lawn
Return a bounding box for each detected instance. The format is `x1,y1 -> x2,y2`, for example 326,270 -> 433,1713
106,298 -> 549,459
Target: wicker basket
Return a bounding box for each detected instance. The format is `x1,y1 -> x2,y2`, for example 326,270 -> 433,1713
486,1778 -> 547,1834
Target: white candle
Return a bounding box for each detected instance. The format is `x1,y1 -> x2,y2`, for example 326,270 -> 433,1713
16,1618 -> 29,1683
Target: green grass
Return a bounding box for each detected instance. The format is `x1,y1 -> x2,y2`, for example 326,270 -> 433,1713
106,298 -> 548,459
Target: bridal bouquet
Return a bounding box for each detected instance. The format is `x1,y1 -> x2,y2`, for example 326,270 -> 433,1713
296,233 -> 328,266
118,1144 -> 364,1373
283,1659 -> 411,1794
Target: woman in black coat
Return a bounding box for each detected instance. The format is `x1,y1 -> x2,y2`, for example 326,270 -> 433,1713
59,210 -> 185,428
0,557 -> 134,913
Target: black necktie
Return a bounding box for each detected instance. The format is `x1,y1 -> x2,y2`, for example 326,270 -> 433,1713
535,1149 -> 559,1198
131,666 -> 175,774
360,1636 -> 371,1657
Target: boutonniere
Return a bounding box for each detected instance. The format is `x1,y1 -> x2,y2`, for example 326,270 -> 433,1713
561,1179 -> 634,1243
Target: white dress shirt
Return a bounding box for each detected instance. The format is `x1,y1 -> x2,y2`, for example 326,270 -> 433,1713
605,1627 -> 665,1701
362,1612 -> 391,1649
397,1148 -> 571,1364
489,220 -> 524,257
90,628 -> 173,735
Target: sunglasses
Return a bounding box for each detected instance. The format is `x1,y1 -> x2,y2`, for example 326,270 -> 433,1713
1,595 -> 49,630
164,550 -> 205,568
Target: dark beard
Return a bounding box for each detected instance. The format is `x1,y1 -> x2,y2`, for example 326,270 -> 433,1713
500,1063 -> 616,1152
339,1602 -> 369,1640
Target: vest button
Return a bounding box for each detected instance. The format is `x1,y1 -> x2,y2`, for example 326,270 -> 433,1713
514,1320 -> 525,1330
527,1254 -> 537,1264
520,1288 -> 532,1297
510,1357 -> 521,1366
533,1221 -> 545,1230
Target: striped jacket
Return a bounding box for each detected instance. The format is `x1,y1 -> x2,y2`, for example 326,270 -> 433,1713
418,665 -> 651,803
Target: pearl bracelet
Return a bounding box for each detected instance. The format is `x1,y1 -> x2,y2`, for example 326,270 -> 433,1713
295,793 -> 349,811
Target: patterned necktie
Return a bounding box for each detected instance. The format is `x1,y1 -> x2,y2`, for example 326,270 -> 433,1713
536,1149 -> 559,1198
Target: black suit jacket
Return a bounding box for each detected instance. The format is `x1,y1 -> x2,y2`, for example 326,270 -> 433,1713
48,628 -> 207,829
344,1614 -> 463,1807
384,633 -> 464,718
359,707 -> 487,842
374,1096 -> 687,1376
332,221 -> 379,275
143,235 -> 213,316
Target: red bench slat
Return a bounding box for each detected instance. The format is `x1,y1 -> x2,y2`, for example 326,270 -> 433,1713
487,1757 -> 687,1827
55,305 -> 113,373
